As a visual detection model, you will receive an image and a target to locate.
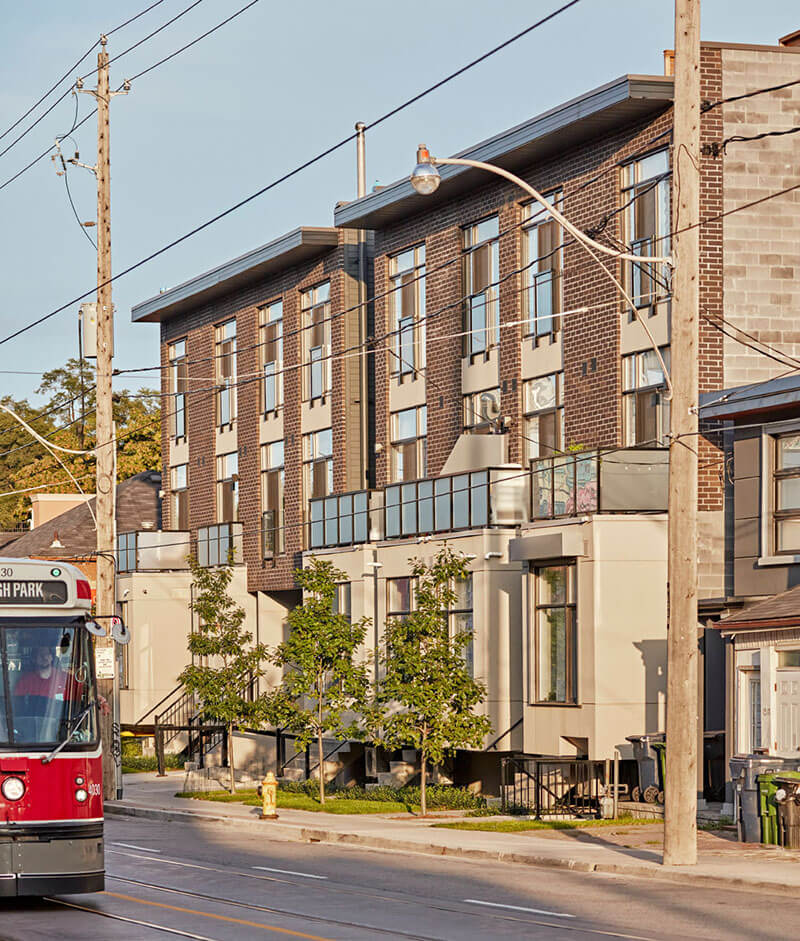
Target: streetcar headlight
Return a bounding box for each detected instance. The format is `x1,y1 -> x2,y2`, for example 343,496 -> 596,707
74,788 -> 88,803
74,776 -> 85,786
1,776 -> 25,801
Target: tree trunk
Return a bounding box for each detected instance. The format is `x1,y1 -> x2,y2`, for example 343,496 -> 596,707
228,722 -> 236,794
317,729 -> 325,805
420,748 -> 427,817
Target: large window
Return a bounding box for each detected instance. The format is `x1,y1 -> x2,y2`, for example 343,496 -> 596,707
216,452 -> 238,523
302,282 -> 331,401
390,406 -> 426,482
303,428 -> 333,501
170,463 -> 189,530
524,192 -> 563,339
261,441 -> 284,557
774,434 -> 800,553
215,320 -> 237,427
524,373 -> 564,463
622,347 -> 670,446
532,563 -> 577,704
621,150 -> 671,309
463,216 -> 499,358
169,339 -> 188,440
390,245 -> 426,377
387,577 -> 414,623
449,574 -> 474,678
464,388 -> 501,434
260,300 -> 283,415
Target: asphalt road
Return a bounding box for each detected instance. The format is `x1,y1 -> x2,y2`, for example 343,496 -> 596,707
2,816 -> 800,940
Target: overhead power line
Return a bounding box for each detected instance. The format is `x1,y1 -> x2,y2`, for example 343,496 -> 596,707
0,0 -> 585,348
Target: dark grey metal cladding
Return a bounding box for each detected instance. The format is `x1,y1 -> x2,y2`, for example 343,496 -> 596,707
131,226 -> 339,323
700,374 -> 800,420
334,74 -> 674,230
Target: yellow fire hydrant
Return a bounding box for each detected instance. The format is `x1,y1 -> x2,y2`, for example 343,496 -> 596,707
260,771 -> 278,820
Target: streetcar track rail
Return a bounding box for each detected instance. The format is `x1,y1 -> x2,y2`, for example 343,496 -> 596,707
104,870 -> 660,940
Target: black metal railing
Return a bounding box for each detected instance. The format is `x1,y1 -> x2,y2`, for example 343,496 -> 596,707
530,448 -> 668,520
501,757 -> 606,818
309,490 -> 370,549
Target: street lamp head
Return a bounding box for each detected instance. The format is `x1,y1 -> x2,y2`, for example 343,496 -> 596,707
410,145 -> 440,195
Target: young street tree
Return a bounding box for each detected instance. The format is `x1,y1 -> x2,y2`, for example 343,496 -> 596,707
375,546 -> 492,816
179,558 -> 269,793
267,558 -> 370,805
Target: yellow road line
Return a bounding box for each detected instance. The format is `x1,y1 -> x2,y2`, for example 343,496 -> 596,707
104,891 -> 334,941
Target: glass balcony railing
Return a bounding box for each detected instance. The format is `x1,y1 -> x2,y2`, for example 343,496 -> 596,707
530,448 -> 668,520
309,491 -> 370,550
385,470 -> 489,539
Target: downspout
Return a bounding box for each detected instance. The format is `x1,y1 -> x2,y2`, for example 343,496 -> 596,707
355,122 -> 372,488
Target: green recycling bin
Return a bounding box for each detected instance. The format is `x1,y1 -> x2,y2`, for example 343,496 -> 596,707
757,771 -> 800,844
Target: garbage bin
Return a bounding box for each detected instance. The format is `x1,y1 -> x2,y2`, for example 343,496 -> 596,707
774,775 -> 800,849
703,731 -> 726,802
652,741 -> 667,804
730,756 -> 789,843
757,772 -> 782,845
626,734 -> 665,804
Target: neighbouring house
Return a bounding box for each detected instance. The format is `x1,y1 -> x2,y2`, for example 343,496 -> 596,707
702,375 -> 800,799
129,30 -> 800,793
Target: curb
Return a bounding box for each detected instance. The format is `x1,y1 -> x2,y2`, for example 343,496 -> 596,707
105,803 -> 800,897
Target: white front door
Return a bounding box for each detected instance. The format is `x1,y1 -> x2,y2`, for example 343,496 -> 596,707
776,670 -> 800,755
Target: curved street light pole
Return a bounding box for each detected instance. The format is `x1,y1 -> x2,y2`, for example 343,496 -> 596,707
410,149 -> 673,396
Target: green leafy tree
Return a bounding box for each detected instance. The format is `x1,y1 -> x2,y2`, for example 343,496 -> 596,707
179,558 -> 270,793
374,547 -> 492,816
267,558 -> 370,804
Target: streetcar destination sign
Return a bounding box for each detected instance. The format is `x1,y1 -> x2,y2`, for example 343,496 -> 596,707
0,579 -> 68,604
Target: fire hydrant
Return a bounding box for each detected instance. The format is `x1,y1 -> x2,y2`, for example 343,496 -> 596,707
260,771 -> 278,820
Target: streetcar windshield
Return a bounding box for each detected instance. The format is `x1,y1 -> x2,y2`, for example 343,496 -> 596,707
0,619 -> 97,749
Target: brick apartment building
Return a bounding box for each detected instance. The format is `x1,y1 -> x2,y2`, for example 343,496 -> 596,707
125,32 -> 800,793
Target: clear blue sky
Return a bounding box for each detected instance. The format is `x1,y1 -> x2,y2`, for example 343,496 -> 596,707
0,0 -> 795,403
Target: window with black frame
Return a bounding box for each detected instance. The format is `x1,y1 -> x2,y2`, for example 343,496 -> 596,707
261,441 -> 284,557
216,452 -> 239,523
302,282 -> 331,401
169,339 -> 188,440
773,434 -> 800,553
449,574 -> 474,678
389,245 -> 426,377
524,373 -> 564,463
390,405 -> 426,482
523,192 -> 563,339
532,563 -> 576,704
463,216 -> 499,358
621,150 -> 671,311
170,463 -> 189,531
622,348 -> 670,446
215,320 -> 237,427
260,299 -> 283,415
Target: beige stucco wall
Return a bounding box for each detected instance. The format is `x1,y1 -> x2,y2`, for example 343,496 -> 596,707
521,515 -> 668,760
118,566 -> 290,725
304,528 -> 526,753
721,47 -> 800,388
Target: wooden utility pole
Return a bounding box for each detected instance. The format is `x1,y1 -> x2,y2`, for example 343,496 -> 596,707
78,35 -> 127,800
664,0 -> 701,867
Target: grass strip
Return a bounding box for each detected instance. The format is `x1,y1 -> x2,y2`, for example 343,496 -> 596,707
432,815 -> 663,832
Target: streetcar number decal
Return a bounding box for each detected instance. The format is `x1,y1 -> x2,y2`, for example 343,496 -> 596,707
88,783 -> 102,797
0,579 -> 68,604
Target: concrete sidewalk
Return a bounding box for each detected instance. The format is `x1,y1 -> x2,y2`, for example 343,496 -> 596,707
107,773 -> 800,896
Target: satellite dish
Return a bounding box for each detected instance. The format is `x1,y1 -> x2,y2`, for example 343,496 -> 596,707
479,390 -> 501,422
110,616 -> 130,646
84,619 -> 107,638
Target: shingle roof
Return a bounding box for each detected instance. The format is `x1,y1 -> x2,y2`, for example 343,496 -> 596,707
2,471 -> 161,559
718,583 -> 800,631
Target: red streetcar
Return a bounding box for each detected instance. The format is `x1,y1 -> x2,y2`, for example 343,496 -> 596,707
0,558 -> 110,896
